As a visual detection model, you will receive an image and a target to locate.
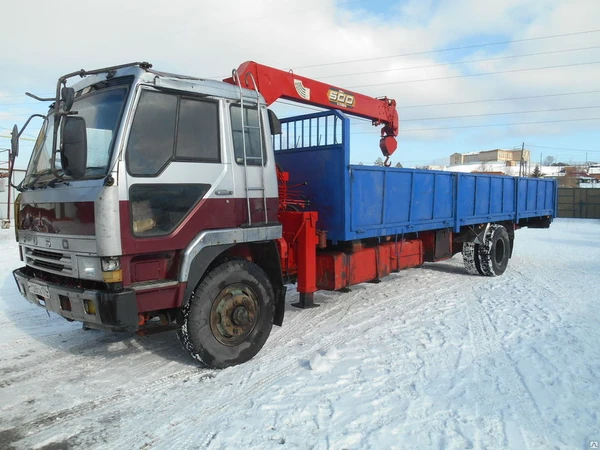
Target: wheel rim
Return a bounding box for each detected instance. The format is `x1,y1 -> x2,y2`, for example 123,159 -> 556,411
210,283 -> 259,347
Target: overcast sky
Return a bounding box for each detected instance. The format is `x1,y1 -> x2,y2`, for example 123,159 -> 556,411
1,0 -> 600,168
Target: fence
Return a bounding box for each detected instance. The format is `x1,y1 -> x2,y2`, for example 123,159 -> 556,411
557,188 -> 600,218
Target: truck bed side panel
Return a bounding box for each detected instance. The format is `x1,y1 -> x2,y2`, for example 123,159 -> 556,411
274,111 -> 557,243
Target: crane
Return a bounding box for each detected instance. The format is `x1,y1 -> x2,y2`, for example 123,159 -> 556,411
223,61 -> 399,162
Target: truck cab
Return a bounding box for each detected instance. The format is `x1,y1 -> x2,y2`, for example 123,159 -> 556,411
13,63 -> 285,367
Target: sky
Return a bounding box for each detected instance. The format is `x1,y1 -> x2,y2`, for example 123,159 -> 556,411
1,0 -> 600,169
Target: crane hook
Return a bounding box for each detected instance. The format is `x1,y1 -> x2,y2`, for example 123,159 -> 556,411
384,156 -> 392,167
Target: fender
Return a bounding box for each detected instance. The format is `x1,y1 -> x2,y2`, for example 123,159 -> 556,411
178,225 -> 285,324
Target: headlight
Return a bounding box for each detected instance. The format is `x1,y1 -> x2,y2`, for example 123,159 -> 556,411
77,256 -> 100,280
101,257 -> 121,272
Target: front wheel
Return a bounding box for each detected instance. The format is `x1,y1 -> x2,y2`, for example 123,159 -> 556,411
178,259 -> 275,369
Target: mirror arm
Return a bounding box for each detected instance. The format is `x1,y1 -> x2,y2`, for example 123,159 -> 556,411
17,114 -> 46,138
25,92 -> 55,102
10,114 -> 46,191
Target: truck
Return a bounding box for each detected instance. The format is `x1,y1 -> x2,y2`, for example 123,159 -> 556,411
8,61 -> 557,369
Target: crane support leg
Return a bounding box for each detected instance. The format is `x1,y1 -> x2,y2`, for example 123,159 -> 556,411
279,211 -> 319,309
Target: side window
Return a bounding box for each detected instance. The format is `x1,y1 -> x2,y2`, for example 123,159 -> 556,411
230,105 -> 266,166
127,90 -> 177,176
176,98 -> 220,162
130,184 -> 211,236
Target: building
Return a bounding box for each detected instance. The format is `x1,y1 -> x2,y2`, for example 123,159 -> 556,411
450,149 -> 531,166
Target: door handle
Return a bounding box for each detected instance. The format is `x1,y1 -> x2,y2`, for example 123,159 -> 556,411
215,190 -> 233,196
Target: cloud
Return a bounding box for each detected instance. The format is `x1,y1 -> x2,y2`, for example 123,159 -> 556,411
1,0 -> 599,166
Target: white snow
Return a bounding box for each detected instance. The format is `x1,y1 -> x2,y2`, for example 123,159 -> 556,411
442,162 -> 564,177
1,219 -> 599,449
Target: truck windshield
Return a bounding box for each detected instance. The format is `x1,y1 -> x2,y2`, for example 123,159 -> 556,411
23,86 -> 129,187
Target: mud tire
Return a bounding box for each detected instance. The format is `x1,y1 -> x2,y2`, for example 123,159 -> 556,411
478,224 -> 510,277
462,242 -> 483,275
178,259 -> 274,369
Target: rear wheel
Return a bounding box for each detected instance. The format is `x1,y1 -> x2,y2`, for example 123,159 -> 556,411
462,242 -> 483,275
478,224 -> 510,276
178,259 -> 275,369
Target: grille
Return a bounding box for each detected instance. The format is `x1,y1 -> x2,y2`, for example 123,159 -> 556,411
30,248 -> 63,260
24,246 -> 74,276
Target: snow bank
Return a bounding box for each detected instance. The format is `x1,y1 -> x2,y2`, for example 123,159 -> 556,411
1,219 -> 599,449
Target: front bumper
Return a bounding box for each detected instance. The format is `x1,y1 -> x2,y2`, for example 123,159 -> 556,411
13,267 -> 138,332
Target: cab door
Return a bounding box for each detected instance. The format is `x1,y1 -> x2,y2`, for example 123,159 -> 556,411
122,88 -> 234,254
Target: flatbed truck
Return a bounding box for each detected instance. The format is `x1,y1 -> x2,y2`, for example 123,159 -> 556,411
8,62 -> 556,368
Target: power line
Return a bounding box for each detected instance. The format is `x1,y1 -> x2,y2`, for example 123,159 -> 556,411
277,99 -> 323,112
399,90 -> 600,109
527,144 -> 600,153
0,126 -> 37,139
401,105 -> 600,122
276,99 -> 375,126
352,117 -> 600,134
0,101 -> 45,106
176,0 -> 353,38
0,94 -> 34,99
348,61 -> 600,89
318,46 -> 600,80
0,135 -> 36,141
293,29 -> 600,70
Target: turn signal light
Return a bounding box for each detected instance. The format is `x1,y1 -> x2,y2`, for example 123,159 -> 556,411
102,269 -> 123,283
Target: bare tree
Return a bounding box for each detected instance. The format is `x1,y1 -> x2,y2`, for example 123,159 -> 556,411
374,157 -> 384,166
543,156 -> 555,166
477,162 -> 492,172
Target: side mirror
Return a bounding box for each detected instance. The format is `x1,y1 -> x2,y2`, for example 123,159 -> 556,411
60,116 -> 87,179
10,124 -> 19,158
61,87 -> 75,112
268,109 -> 281,135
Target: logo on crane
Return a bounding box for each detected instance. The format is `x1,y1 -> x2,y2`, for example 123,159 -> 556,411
294,80 -> 311,100
327,89 -> 355,108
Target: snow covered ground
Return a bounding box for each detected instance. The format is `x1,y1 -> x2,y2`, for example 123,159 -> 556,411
1,219 -> 599,450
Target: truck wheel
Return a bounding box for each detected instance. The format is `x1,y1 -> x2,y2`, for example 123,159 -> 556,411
478,224 -> 510,276
462,242 -> 483,275
178,259 -> 274,369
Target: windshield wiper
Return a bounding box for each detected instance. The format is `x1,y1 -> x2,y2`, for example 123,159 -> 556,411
23,169 -> 53,189
47,177 -> 70,188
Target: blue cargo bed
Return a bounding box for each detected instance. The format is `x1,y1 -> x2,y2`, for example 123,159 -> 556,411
274,111 -> 557,243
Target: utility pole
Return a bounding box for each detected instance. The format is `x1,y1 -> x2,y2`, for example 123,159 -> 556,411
519,142 -> 525,177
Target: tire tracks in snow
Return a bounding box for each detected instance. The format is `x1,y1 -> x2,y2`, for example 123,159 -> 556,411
0,368 -> 217,449
116,270 -> 464,448
466,293 -> 552,449
4,263 -> 478,449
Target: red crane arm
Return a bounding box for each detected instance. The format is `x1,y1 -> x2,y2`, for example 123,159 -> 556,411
223,61 -> 399,157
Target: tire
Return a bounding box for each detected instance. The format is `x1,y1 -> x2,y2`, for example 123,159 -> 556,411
478,224 -> 510,276
462,242 -> 483,275
178,259 -> 275,369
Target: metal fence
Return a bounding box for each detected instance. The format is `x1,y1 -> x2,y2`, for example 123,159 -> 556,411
557,188 -> 600,218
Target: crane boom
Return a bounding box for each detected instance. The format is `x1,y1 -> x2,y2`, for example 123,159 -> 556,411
223,61 -> 399,158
